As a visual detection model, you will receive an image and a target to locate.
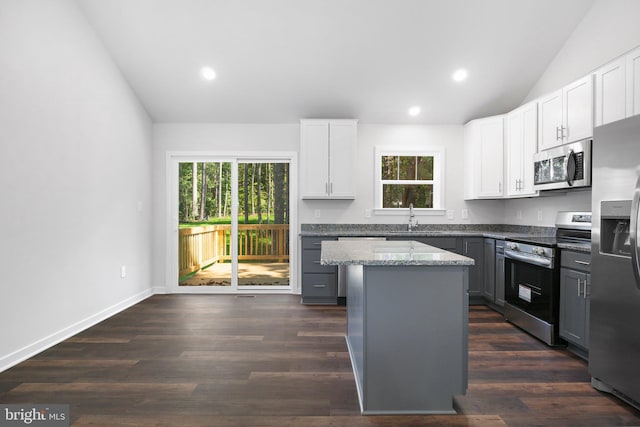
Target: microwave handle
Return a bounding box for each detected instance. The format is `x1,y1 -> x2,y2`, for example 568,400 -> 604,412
566,150 -> 576,186
630,173 -> 640,290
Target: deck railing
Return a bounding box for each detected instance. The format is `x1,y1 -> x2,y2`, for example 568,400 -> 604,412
178,224 -> 289,277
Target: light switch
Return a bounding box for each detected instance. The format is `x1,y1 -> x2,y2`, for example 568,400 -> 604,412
314,209 -> 321,218
365,209 -> 372,218
120,266 -> 126,278
461,209 -> 469,220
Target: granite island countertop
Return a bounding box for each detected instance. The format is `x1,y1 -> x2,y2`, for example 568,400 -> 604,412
320,239 -> 475,266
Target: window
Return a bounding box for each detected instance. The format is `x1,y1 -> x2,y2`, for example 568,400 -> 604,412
375,147 -> 444,212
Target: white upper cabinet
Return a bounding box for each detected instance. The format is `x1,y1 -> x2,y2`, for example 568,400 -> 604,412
300,119 -> 357,199
505,102 -> 538,198
592,46 -> 640,127
595,56 -> 627,126
464,115 -> 504,200
628,46 -> 640,118
538,74 -> 594,151
538,90 -> 563,151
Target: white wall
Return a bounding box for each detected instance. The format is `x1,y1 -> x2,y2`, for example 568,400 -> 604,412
525,0 -> 640,102
505,0 -> 640,225
0,0 -> 153,370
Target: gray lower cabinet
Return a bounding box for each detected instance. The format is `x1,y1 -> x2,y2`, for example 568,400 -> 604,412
495,241 -> 505,307
483,239 -> 496,301
462,237 -> 484,304
301,237 -> 338,304
483,239 -> 505,309
559,250 -> 591,354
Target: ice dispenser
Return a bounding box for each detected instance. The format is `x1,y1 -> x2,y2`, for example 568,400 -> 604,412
601,200 -> 632,256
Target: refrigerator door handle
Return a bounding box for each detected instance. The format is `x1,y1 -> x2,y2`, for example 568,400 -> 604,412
630,173 -> 640,290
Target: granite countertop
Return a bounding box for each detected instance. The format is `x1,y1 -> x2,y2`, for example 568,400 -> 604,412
558,242 -> 592,253
300,223 -> 556,241
320,239 -> 475,266
302,224 -> 593,253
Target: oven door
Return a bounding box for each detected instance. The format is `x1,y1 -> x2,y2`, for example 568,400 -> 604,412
504,255 -> 558,323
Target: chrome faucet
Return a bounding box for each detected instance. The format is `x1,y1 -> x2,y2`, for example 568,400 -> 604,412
408,203 -> 418,231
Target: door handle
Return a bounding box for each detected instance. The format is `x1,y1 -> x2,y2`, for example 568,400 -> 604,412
566,150 -> 576,186
556,126 -> 561,141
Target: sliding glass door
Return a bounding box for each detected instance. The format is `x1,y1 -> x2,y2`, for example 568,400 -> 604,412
174,157 -> 291,292
237,161 -> 290,289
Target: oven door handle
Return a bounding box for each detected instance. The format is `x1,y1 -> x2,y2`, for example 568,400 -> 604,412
505,251 -> 552,268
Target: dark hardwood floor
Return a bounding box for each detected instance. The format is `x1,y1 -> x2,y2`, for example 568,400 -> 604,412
1,295 -> 639,426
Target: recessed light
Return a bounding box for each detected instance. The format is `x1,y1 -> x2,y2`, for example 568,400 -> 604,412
408,106 -> 421,117
200,66 -> 216,81
452,68 -> 468,82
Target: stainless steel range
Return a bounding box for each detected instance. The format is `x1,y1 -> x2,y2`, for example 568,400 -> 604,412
504,212 -> 591,346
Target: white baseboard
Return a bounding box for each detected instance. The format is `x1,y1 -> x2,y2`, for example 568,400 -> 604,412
0,288 -> 154,373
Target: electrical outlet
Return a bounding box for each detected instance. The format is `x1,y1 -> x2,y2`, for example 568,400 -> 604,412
537,210 -> 543,222
461,209 -> 469,220
517,210 -> 523,220
447,210 -> 454,220
364,209 -> 372,218
120,266 -> 126,278
314,209 -> 321,218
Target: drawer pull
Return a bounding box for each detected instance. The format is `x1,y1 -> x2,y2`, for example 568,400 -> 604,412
313,261 -> 321,264
313,284 -> 326,288
574,260 -> 590,266
313,242 -> 322,246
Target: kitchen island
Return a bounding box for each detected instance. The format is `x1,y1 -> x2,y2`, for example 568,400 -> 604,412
321,239 -> 474,414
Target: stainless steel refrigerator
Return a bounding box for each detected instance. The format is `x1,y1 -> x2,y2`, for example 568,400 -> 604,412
591,114 -> 640,409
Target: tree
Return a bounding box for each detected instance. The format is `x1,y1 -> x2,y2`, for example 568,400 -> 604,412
192,163 -> 198,220
243,164 -> 249,224
257,163 -> 262,224
199,163 -> 207,220
273,163 -> 285,224
218,162 -> 223,218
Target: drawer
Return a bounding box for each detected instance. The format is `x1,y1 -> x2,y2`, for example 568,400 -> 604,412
302,273 -> 337,297
301,237 -> 337,250
561,250 -> 592,272
302,249 -> 337,273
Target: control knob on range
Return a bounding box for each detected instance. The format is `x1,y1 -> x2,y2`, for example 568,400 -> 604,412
507,242 -> 519,251
532,247 -> 546,256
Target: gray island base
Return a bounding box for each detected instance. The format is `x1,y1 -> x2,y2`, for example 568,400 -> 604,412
321,240 -> 474,414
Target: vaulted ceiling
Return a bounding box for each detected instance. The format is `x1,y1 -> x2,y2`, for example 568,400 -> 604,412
77,0 -> 595,124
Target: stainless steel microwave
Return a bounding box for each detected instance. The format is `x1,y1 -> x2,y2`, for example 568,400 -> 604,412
533,139 -> 591,191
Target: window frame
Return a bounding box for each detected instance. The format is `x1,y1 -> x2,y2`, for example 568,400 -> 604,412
373,146 -> 446,215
